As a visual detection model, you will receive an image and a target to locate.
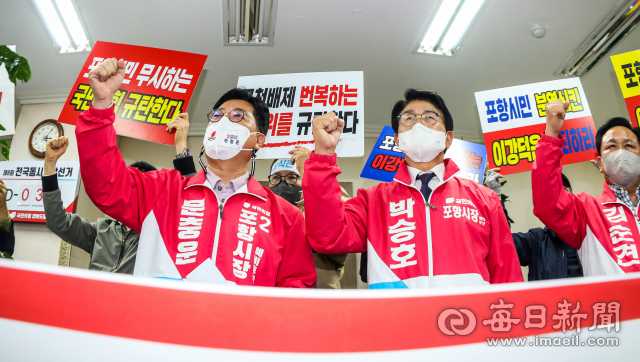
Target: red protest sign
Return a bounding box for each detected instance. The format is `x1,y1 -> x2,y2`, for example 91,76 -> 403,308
624,94 -> 640,128
58,41 -> 207,145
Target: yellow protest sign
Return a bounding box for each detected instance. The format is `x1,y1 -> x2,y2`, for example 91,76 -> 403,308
611,50 -> 640,99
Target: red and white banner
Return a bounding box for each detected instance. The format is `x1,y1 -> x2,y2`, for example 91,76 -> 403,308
237,71 -> 364,159
1,260 -> 638,360
57,41 -> 207,145
475,78 -> 598,175
0,161 -> 79,223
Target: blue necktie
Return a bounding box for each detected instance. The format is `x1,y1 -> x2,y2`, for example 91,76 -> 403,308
417,172 -> 437,202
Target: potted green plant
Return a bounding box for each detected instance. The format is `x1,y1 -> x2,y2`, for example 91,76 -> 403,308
0,45 -> 32,161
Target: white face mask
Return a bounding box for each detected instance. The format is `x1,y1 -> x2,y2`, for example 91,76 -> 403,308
601,149 -> 640,187
398,124 -> 447,163
203,116 -> 258,160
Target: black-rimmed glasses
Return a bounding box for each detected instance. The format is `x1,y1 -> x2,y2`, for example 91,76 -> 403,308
207,109 -> 255,124
398,110 -> 442,127
268,173 -> 301,186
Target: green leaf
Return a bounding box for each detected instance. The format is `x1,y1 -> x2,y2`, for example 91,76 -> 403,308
0,251 -> 13,259
0,46 -> 18,60
0,124 -> 6,131
14,56 -> 31,83
0,46 -> 31,85
500,180 -> 507,186
0,139 -> 10,148
2,147 -> 10,160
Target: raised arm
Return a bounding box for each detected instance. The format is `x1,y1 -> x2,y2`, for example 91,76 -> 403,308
532,100 -> 588,249
275,211 -> 316,288
0,179 -> 14,256
168,113 -> 197,177
76,58 -> 169,233
42,137 -> 97,253
486,193 -> 524,283
302,112 -> 368,254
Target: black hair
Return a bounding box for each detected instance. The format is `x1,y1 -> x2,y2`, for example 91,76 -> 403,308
561,173 -> 572,193
391,89 -> 454,134
595,117 -> 636,156
129,161 -> 157,173
213,88 -> 270,135
634,127 -> 640,146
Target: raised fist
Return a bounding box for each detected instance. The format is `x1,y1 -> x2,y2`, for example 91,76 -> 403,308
544,99 -> 570,138
289,145 -> 312,176
312,112 -> 344,156
45,136 -> 69,163
88,58 -> 126,110
167,113 -> 190,154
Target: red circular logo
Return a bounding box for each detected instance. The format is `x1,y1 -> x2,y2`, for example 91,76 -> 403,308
437,308 -> 477,336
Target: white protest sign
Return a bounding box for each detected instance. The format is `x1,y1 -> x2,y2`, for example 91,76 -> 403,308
238,71 -> 364,159
0,161 -> 81,223
474,78 -> 596,175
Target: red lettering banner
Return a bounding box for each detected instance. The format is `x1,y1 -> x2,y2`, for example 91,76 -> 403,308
0,260 -> 638,360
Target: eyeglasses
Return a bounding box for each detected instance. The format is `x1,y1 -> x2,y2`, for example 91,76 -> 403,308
268,173 -> 301,186
207,108 -> 255,124
398,110 -> 442,127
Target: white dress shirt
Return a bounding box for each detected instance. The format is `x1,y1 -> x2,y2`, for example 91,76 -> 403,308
406,162 -> 445,191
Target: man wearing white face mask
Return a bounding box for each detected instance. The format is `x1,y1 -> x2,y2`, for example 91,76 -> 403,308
303,89 -> 522,289
533,99 -> 640,275
75,58 -> 316,287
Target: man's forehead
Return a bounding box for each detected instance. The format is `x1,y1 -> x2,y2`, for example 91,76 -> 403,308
274,170 -> 296,176
604,126 -> 638,142
218,99 -> 254,112
403,100 -> 440,113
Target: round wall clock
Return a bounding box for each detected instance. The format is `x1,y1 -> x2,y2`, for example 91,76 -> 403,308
29,119 -> 64,159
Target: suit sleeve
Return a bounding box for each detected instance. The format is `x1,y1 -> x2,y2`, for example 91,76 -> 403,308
173,156 -> 197,177
302,152 -> 368,254
531,134 -> 588,249
487,193 -> 524,283
275,210 -> 316,288
42,174 -> 97,254
76,105 -> 172,234
511,230 -> 537,267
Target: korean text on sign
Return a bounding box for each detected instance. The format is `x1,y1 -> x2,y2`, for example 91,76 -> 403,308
238,72 -> 365,159
611,49 -> 640,127
475,78 -> 596,175
58,41 -> 207,145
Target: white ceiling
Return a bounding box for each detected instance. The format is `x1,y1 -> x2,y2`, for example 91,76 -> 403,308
2,0 -> 639,142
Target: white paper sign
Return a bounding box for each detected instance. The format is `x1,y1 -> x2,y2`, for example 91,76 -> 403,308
0,161 -> 81,223
473,78 -> 597,175
237,71 -> 365,159
474,78 -> 592,134
0,45 -> 16,137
